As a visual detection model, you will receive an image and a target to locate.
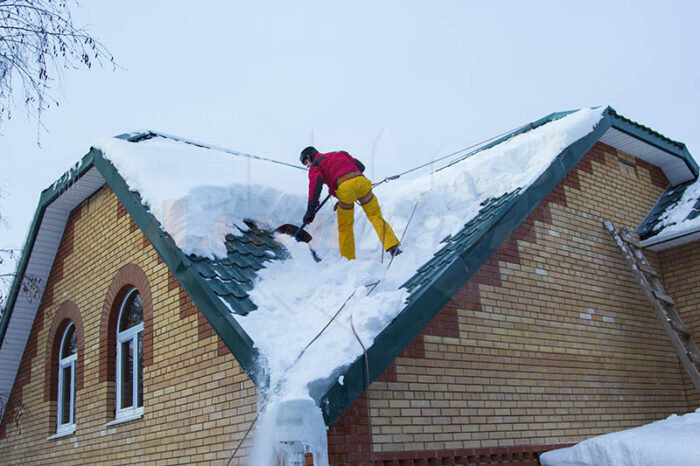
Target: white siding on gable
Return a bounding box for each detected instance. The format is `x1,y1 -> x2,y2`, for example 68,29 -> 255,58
600,127 -> 693,186
0,168 -> 105,418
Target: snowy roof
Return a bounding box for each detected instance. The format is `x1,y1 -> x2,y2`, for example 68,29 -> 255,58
638,176 -> 700,250
1,107 -> 696,426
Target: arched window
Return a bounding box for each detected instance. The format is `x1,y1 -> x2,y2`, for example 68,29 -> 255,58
116,287 -> 144,419
57,322 -> 77,434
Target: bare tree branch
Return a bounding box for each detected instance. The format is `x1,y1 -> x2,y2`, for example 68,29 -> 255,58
0,0 -> 114,131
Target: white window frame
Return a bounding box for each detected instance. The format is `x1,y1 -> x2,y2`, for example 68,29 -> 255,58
56,322 -> 77,435
115,287 -> 144,420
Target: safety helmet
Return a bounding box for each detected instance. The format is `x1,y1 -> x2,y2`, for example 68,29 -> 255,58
300,146 -> 318,165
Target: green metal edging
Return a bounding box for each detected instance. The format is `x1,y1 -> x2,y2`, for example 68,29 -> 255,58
319,113 -> 614,426
606,108 -> 699,178
0,152 -> 96,350
91,151 -> 263,382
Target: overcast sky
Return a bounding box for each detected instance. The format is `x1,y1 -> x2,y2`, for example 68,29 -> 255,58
1,0 -> 699,284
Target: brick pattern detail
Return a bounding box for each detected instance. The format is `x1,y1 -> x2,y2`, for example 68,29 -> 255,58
635,158 -> 670,190
659,239 -> 700,408
44,301 -> 85,401
330,142 -> 686,460
0,186 -> 257,464
0,205 -> 83,439
116,202 -> 127,219
0,303 -> 44,440
218,338 -> 230,357
99,263 -> 155,384
42,207 -> 82,308
328,394 -> 373,464
168,272 -> 179,292
421,306 -> 460,339
327,396 -> 573,465
377,339 -> 426,383
179,287 -> 197,319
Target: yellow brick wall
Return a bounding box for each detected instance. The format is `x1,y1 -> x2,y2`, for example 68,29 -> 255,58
660,239 -> 700,409
366,143 -> 691,453
0,186 -> 257,465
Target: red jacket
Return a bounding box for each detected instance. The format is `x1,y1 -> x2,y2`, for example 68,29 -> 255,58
307,151 -> 365,201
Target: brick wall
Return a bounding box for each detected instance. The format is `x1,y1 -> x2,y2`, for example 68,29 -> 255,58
659,239 -> 700,409
0,186 -> 257,464
330,142 -> 692,462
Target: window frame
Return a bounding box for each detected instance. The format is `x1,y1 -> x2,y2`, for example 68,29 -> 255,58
115,287 -> 144,420
56,322 -> 77,435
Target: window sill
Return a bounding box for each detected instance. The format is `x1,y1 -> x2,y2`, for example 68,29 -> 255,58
104,408 -> 144,427
47,425 -> 76,440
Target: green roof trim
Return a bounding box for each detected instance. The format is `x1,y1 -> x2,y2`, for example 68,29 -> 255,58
606,108 -> 699,178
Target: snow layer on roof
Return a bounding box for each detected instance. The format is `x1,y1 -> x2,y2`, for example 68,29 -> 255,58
95,135 -> 309,258
649,177 -> 700,242
540,408 -> 700,466
95,107 -> 604,406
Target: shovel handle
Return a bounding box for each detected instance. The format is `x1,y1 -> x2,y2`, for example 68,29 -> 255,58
295,194 -> 332,240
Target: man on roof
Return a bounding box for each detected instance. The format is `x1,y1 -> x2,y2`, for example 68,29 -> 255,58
300,146 -> 401,260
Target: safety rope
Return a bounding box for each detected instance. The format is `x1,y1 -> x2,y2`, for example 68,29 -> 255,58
294,289 -> 357,364
372,122 -> 528,188
225,411 -> 260,466
366,201 -> 418,294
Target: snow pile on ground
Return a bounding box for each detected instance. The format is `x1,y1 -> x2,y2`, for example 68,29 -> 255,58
95,107 -> 605,406
652,177 -> 700,241
540,408 -> 700,466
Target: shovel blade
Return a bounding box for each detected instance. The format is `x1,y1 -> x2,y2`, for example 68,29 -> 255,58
275,224 -> 312,243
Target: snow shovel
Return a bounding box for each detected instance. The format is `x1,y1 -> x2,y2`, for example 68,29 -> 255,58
275,194 -> 331,243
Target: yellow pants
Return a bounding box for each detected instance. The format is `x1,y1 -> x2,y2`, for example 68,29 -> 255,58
335,176 -> 399,260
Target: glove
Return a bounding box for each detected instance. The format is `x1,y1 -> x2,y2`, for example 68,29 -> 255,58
303,199 -> 319,224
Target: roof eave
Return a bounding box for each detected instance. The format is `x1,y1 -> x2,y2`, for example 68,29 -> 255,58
605,106 -> 699,182
640,226 -> 700,251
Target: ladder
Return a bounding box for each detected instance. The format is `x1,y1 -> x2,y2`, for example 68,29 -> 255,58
604,220 -> 700,391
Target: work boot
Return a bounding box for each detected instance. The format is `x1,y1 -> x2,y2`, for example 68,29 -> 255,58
387,244 -> 402,257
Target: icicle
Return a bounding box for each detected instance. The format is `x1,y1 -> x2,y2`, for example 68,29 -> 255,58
271,398 -> 328,466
